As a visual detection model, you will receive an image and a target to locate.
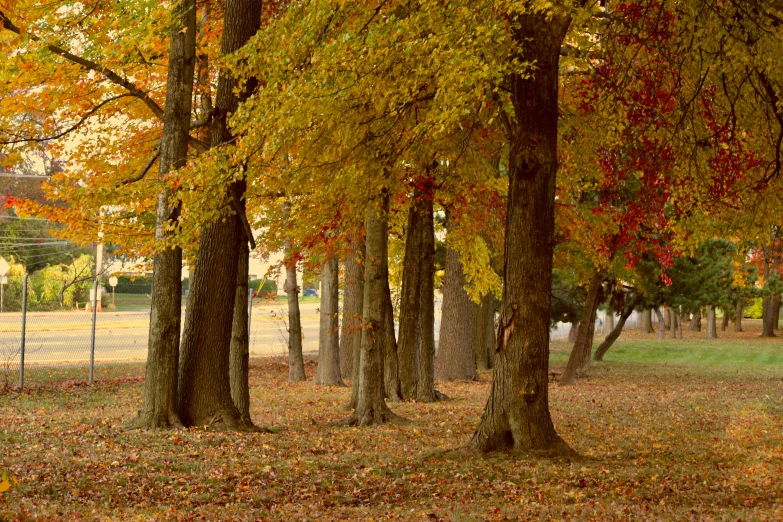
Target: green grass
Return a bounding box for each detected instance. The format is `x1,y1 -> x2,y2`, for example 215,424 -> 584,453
110,293 -> 152,311
551,337 -> 783,370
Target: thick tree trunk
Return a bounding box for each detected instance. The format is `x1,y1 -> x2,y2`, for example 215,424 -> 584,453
568,321 -> 579,343
690,310 -> 702,332
382,276 -> 402,401
467,13 -> 572,454
638,309 -> 653,333
734,300 -> 744,332
593,295 -> 638,361
472,294 -> 493,371
340,239 -> 364,379
284,236 -> 306,382
484,296 -> 496,370
560,271 -> 602,386
762,258 -> 770,328
416,195 -> 440,402
134,0 -> 196,429
178,0 -> 262,430
705,305 -> 717,339
604,308 -> 615,335
397,191 -> 424,400
721,309 -> 729,331
316,256 -> 343,386
229,236 -> 252,424
435,247 -> 476,381
772,294 -> 781,330
344,198 -> 402,425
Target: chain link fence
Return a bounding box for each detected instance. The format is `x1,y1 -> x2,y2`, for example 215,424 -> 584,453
0,276 -> 294,390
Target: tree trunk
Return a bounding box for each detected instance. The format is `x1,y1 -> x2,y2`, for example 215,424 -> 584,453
484,296 -> 496,370
560,271 -> 602,386
593,295 -> 638,361
340,238 -> 364,379
229,234 -> 251,424
315,256 -> 343,386
772,294 -> 781,331
382,274 -> 401,401
664,308 -> 671,330
654,308 -> 665,340
568,321 -> 579,343
472,294 -> 492,372
690,310 -> 702,332
344,198 -> 402,425
734,300 -> 743,332
134,0 -> 196,429
677,312 -> 684,339
397,191 -> 424,400
177,0 -> 262,430
671,309 -> 678,339
721,309 -> 729,331
604,308 -> 615,335
705,305 -> 717,338
762,258 -> 770,328
416,194 -> 439,402
467,12 -> 572,454
638,309 -> 653,333
284,233 -> 306,382
435,247 -> 476,381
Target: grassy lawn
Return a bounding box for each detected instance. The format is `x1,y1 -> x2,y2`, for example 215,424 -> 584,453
110,293 -> 152,311
1,329 -> 782,520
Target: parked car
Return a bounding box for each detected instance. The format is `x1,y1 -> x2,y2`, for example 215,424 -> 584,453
303,289 -> 318,297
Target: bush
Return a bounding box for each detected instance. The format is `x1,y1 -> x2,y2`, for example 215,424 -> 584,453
249,278 -> 277,297
113,275 -> 152,294
745,298 -> 763,319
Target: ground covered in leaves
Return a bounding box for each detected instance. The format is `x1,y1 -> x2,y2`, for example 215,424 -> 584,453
2,324 -> 783,521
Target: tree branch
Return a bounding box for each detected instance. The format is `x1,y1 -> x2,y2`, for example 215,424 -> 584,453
116,148 -> 160,187
0,94 -> 132,145
229,188 -> 256,250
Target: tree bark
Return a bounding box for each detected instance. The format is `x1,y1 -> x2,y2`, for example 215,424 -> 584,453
772,294 -> 781,331
416,195 -> 439,402
654,308 -> 665,340
397,191 -> 424,399
229,233 -> 251,424
340,238 -> 364,379
134,0 -> 196,429
315,256 -> 343,386
435,247 -> 476,381
705,305 -> 717,338
472,294 -> 492,371
484,295 -> 496,370
664,308 -> 671,330
177,0 -> 262,430
604,308 -> 615,335
382,277 -> 401,401
762,258 -> 770,329
467,12 -> 572,454
593,295 -> 639,361
721,309 -> 729,331
638,309 -> 653,333
671,309 -> 678,339
283,232 -> 306,382
568,321 -> 579,343
734,300 -> 743,332
690,310 -> 702,332
344,197 -> 403,425
560,271 -> 602,386
677,312 -> 684,339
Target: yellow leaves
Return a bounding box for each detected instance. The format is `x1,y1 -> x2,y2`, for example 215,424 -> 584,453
0,472 -> 18,493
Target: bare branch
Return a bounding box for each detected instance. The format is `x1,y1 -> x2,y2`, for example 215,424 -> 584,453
0,94 -> 132,145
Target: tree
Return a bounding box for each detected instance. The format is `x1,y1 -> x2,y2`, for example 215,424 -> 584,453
177,0 -> 263,430
315,255 -> 343,386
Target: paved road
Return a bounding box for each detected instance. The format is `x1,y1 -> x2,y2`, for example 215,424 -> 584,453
0,302 -> 323,365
